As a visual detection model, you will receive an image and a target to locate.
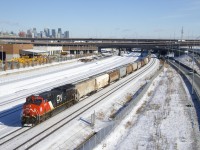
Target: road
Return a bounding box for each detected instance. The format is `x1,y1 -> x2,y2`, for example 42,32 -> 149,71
168,59 -> 200,97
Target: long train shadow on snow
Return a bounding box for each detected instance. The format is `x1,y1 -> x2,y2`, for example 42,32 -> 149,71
0,104 -> 23,127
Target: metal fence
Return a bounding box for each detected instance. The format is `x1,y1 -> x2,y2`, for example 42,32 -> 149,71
0,53 -> 93,71
76,66 -> 164,150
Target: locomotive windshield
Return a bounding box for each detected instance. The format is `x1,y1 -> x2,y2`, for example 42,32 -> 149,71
26,97 -> 33,104
25,97 -> 42,105
33,99 -> 42,105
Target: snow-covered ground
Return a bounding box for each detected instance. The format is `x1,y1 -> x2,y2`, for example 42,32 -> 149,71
2,53 -> 198,150
175,54 -> 200,74
95,65 -> 200,150
31,57 -> 159,150
0,54 -> 140,113
0,55 -> 158,149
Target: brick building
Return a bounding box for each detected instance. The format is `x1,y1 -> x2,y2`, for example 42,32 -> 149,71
0,44 -> 33,60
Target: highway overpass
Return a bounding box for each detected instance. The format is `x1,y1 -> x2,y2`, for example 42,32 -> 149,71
1,37 -> 200,55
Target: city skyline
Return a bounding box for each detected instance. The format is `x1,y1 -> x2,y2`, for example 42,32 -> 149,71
0,0 -> 200,39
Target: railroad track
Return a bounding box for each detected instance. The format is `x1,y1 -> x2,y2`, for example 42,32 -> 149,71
0,57 -> 137,107
0,61 -> 85,85
0,55 -> 112,85
0,59 -> 137,137
0,58 -> 137,132
0,128 -> 30,146
0,58 -> 156,149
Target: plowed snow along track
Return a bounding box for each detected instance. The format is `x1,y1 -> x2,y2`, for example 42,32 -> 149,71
0,55 -> 139,108
0,58 -> 156,150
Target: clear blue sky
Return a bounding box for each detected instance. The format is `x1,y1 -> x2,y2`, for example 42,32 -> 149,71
0,0 -> 200,39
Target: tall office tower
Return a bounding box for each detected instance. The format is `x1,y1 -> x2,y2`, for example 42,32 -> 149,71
57,32 -> 61,38
58,28 -> 62,35
40,31 -> 46,38
37,33 -> 41,38
27,29 -> 33,38
33,28 -> 37,38
47,28 -> 50,37
44,28 -> 50,37
52,29 -> 56,38
64,31 -> 69,38
44,28 -> 48,37
58,28 -> 62,38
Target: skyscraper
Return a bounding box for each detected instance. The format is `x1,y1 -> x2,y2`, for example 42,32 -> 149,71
58,28 -> 62,34
44,28 -> 50,37
52,29 -> 56,38
57,28 -> 62,38
27,29 -> 33,38
64,31 -> 69,38
40,31 -> 46,38
33,28 -> 37,38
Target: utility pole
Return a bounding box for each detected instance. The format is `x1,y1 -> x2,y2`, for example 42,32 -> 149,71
1,45 -> 3,71
178,27 -> 184,72
192,42 -> 194,94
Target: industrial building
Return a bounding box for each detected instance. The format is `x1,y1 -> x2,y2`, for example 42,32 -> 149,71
0,44 -> 33,61
0,44 -> 64,61
62,45 -> 97,54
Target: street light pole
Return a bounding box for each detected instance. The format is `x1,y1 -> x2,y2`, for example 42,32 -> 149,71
1,45 -> 3,70
192,43 -> 194,94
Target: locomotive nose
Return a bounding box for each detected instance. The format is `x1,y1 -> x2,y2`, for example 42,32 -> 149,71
23,105 -> 36,115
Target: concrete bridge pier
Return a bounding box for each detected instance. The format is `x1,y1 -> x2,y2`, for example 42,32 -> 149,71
126,48 -> 131,53
98,47 -> 101,53
141,48 -> 144,57
118,48 -> 126,56
118,48 -> 122,56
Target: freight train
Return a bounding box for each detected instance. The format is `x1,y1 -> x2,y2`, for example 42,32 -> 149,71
21,55 -> 151,126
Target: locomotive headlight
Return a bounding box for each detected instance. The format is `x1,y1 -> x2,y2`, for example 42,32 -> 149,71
40,107 -> 43,112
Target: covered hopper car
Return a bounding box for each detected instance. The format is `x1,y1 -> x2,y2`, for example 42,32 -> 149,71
21,55 -> 151,126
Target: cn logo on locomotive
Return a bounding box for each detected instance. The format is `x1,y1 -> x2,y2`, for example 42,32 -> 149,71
57,94 -> 63,103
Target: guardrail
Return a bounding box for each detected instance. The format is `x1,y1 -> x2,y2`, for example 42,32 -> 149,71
168,60 -> 200,101
173,58 -> 198,73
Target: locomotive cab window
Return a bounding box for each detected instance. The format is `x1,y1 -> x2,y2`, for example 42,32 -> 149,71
33,99 -> 42,105
26,97 -> 33,104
